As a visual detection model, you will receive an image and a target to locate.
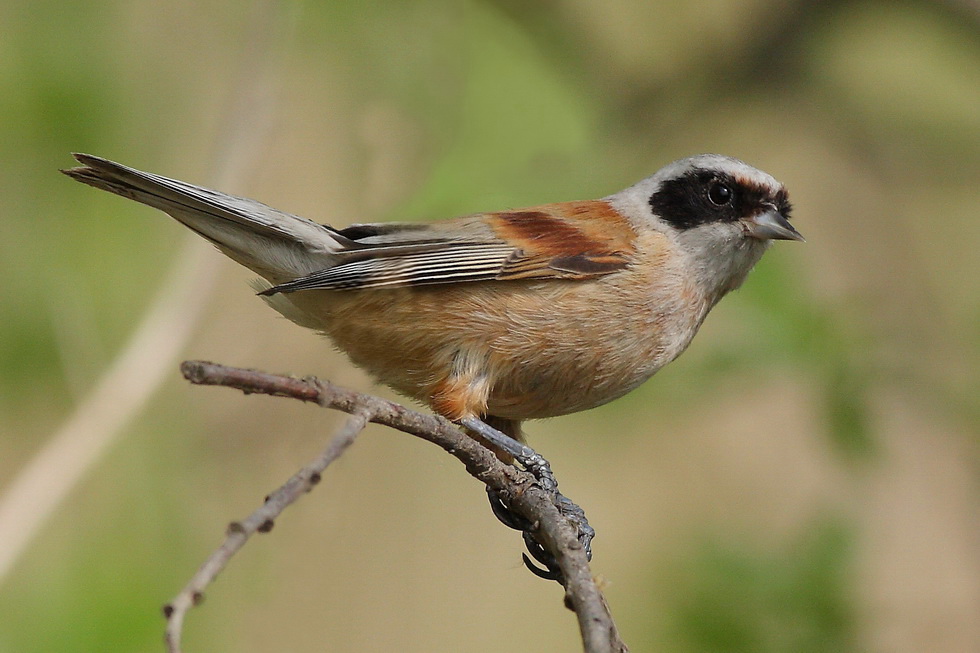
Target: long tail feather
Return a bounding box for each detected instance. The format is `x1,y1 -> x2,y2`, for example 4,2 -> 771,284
62,154 -> 349,281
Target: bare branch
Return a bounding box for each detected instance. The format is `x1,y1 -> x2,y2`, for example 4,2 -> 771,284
164,407 -> 370,653
172,360 -> 628,653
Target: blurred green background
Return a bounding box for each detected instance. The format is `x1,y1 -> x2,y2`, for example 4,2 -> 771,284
1,1 -> 978,651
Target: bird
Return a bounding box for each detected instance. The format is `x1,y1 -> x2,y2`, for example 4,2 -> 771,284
63,152 -> 802,577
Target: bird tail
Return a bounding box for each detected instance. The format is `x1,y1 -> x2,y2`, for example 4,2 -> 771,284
62,153 -> 353,283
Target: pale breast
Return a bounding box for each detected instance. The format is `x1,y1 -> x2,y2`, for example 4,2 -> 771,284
478,234 -> 708,418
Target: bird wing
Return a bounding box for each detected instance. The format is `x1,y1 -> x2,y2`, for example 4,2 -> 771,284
261,201 -> 637,294
62,154 -> 636,294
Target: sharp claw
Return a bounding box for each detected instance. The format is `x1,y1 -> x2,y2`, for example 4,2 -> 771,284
522,531 -> 555,568
487,487 -> 585,584
522,553 -> 562,581
487,486 -> 595,581
486,487 -> 532,531
487,488 -> 561,581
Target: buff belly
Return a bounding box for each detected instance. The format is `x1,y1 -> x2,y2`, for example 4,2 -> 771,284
282,267 -> 706,420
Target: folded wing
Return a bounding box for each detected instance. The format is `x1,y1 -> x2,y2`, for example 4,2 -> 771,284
262,203 -> 636,294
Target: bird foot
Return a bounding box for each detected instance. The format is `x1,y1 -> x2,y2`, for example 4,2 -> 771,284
487,487 -> 595,582
461,416 -> 594,583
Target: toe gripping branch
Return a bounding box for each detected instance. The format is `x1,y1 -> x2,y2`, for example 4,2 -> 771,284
460,417 -> 595,583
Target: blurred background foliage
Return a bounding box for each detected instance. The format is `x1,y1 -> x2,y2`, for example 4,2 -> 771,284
1,0 -> 978,651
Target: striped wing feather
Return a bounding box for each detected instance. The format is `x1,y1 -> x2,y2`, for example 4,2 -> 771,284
262,204 -> 635,295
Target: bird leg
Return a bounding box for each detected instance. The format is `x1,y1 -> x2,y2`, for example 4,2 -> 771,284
460,416 -> 595,582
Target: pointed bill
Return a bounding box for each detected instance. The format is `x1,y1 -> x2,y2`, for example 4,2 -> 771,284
744,210 -> 804,242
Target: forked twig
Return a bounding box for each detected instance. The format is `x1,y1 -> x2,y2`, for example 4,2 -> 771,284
166,360 -> 627,653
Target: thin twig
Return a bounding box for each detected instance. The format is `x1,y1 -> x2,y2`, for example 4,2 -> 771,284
174,360 -> 628,653
163,408 -> 370,653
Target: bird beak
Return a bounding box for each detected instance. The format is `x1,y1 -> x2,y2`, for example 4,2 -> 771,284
744,210 -> 805,242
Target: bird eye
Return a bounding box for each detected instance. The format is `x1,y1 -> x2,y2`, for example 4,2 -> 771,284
707,181 -> 732,206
